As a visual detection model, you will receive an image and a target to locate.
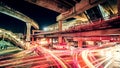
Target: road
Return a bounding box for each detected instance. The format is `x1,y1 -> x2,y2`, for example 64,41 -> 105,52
0,43 -> 120,68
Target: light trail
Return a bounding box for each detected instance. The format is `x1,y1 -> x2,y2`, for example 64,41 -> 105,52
82,50 -> 95,68
0,43 -> 120,68
104,59 -> 113,68
95,57 -> 111,68
38,46 -> 68,68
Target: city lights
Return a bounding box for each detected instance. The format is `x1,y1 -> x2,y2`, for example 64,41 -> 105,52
0,0 -> 120,68
43,27 -> 48,31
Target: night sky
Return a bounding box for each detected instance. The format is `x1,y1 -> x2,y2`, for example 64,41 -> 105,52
0,0 -> 59,34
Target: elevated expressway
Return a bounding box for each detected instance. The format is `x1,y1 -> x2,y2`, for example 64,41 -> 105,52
35,15 -> 120,37
0,28 -> 25,49
28,0 -> 119,44
0,4 -> 39,43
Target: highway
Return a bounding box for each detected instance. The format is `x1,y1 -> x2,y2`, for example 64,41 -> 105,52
0,43 -> 120,68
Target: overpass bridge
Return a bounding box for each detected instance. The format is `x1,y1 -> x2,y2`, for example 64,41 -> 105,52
0,3 -> 39,43
0,28 -> 26,49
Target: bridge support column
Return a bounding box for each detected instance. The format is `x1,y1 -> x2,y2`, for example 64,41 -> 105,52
58,35 -> 62,44
73,37 -> 83,48
26,23 -> 31,49
58,20 -> 63,44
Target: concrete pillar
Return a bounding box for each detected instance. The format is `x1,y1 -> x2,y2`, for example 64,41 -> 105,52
26,23 -> 31,49
32,30 -> 35,44
51,38 -> 53,45
118,0 -> 120,15
58,20 -> 62,31
31,36 -> 34,44
58,20 -> 63,44
26,23 -> 31,42
58,35 -> 62,44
